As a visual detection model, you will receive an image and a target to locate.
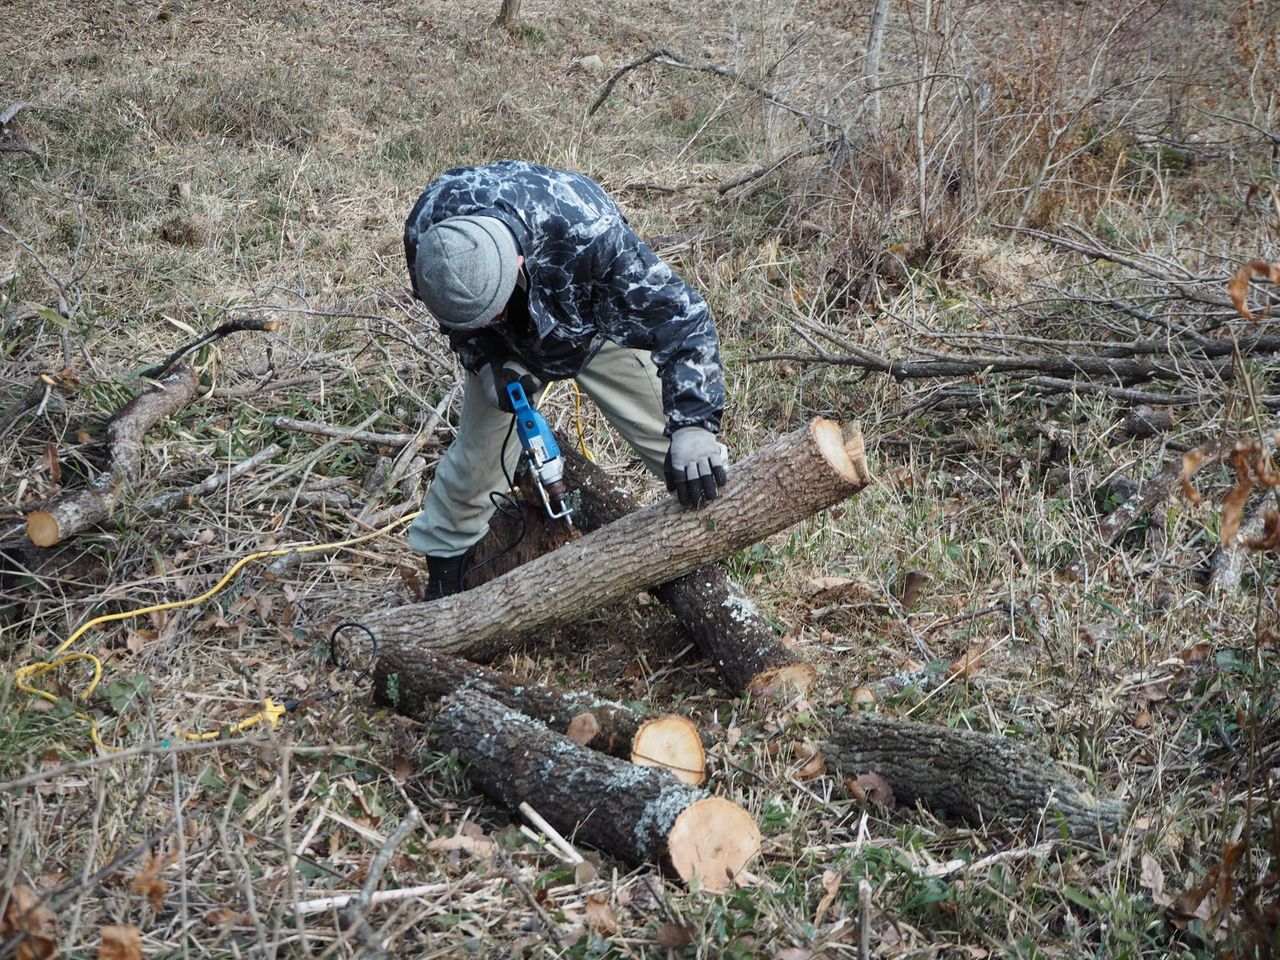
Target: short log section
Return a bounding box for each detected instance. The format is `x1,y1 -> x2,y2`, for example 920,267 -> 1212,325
434,691 -> 759,891
374,647 -> 706,784
822,713 -> 1125,839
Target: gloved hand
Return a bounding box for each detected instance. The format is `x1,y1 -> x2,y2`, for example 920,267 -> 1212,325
664,426 -> 729,508
478,359 -> 539,413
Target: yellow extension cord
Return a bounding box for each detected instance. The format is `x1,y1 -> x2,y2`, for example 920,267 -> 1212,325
15,514 -> 419,751
16,383 -> 595,753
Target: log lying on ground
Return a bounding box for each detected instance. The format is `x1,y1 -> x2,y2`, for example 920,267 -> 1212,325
23,367 -> 201,547
366,418 -> 871,661
373,647 -> 706,784
433,690 -> 759,891
559,443 -> 818,695
822,713 -> 1125,839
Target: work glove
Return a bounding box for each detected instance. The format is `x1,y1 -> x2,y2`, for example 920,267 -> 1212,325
425,553 -> 468,600
665,426 -> 729,508
478,359 -> 539,413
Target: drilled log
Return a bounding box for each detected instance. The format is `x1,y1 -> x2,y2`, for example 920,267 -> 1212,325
367,418 -> 871,661
432,691 -> 758,890
822,713 -> 1124,839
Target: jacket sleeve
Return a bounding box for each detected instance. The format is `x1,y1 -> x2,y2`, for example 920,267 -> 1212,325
590,219 -> 725,434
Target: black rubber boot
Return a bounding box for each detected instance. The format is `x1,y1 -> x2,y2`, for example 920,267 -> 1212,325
424,553 -> 468,600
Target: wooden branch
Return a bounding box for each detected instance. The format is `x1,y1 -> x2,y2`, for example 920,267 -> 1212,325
138,317 -> 279,380
365,418 -> 871,661
23,367 -> 201,547
373,647 -> 706,784
431,691 -> 759,891
822,713 -> 1125,839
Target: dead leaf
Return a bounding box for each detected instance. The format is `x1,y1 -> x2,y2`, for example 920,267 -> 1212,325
584,894 -> 620,935
773,949 -> 815,960
202,907 -> 250,927
566,712 -> 601,746
1179,642 -> 1213,663
129,853 -> 168,909
425,834 -> 495,860
99,925 -> 142,960
813,869 -> 841,926
41,443 -> 61,486
1133,711 -> 1152,729
1227,258 -> 1280,321
846,772 -> 896,810
655,923 -> 695,948
1221,448 -> 1255,545
1181,449 -> 1205,504
1140,853 -> 1171,906
792,742 -> 826,781
948,644 -> 985,679
392,755 -> 412,783
897,570 -> 928,608
573,860 -> 598,884
0,885 -> 58,960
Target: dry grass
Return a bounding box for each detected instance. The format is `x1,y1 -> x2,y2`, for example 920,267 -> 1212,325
2,0 -> 1278,957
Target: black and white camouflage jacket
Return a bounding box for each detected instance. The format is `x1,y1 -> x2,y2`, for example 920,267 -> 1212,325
403,160 -> 725,434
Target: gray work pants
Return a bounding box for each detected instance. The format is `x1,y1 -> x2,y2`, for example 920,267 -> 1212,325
408,340 -> 668,557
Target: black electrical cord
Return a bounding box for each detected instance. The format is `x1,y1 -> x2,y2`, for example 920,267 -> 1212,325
283,620 -> 380,711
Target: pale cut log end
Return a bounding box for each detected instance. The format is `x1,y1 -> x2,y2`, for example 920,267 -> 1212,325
811,418 -> 858,482
631,716 -> 706,786
841,422 -> 872,485
566,711 -> 601,746
747,663 -> 818,699
666,796 -> 761,893
25,511 -> 60,547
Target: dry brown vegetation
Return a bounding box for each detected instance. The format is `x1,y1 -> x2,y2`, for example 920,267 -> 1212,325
2,0 -> 1279,957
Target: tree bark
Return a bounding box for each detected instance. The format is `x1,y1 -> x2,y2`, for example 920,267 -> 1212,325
557,443 -> 816,694
21,367 -> 201,547
366,418 -> 871,661
431,690 -> 758,891
493,0 -> 521,29
822,713 -> 1124,839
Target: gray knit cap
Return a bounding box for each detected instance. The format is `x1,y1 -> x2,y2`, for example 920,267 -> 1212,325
415,216 -> 519,330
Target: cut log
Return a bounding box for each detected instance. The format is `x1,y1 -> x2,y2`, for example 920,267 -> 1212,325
23,367 -> 201,547
433,690 -> 759,891
821,713 -> 1125,839
558,442 -> 817,695
366,418 -> 871,661
631,716 -> 705,785
373,646 -> 706,783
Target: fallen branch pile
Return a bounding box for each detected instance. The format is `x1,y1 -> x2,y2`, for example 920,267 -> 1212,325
751,225 -> 1280,410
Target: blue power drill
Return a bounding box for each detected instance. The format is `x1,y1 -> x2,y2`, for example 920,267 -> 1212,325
505,381 -> 573,525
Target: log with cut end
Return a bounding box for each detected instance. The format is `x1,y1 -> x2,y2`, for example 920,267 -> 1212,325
23,367 -> 201,547
373,646 -> 706,784
432,690 -> 759,891
366,418 -> 871,662
557,443 -> 817,695
821,713 -> 1125,839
